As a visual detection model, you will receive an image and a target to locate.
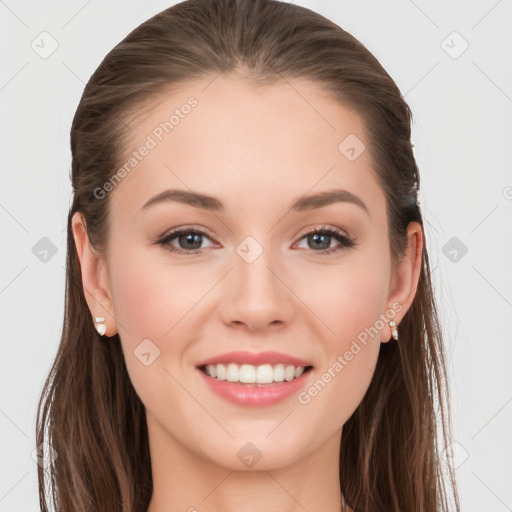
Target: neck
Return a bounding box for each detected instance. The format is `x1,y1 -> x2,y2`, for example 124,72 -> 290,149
145,412 -> 348,512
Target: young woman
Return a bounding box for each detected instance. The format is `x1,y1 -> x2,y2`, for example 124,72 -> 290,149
36,0 -> 461,510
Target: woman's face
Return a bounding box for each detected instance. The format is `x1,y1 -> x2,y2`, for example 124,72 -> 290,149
77,75 -> 419,470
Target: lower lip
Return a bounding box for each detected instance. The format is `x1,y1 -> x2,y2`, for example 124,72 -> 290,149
197,368 -> 313,407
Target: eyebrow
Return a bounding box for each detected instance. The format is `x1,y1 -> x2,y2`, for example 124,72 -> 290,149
141,188 -> 369,215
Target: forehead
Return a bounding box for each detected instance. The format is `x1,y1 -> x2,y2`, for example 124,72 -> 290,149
109,75 -> 383,220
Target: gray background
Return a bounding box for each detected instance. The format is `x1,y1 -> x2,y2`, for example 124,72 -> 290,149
1,0 -> 511,510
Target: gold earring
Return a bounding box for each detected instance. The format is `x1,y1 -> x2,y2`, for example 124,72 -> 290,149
95,317 -> 106,336
389,320 -> 398,341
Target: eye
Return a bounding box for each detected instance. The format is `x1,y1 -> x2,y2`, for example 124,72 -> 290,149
295,226 -> 356,255
155,225 -> 357,255
156,227 -> 216,254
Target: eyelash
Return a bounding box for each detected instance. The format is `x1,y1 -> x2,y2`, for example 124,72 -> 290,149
155,225 -> 357,256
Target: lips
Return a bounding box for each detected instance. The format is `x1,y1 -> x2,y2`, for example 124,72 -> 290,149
197,364 -> 314,406
195,350 -> 314,368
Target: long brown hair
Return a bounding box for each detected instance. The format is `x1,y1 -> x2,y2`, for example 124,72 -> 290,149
36,0 -> 461,510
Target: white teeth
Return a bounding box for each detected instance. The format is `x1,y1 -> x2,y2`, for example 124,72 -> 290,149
239,364 -> 256,383
215,364 -> 225,380
256,364 -> 274,383
284,364 -> 295,381
226,363 -> 239,382
203,363 -> 308,383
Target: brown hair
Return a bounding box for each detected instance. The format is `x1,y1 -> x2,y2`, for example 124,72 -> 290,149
36,0 -> 461,510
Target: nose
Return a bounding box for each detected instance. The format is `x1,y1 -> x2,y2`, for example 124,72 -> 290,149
218,244 -> 296,332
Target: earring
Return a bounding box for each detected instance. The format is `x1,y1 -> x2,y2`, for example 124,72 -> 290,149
95,317 -> 106,336
389,320 -> 399,341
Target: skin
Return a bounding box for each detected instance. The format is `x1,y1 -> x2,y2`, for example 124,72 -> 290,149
72,75 -> 422,512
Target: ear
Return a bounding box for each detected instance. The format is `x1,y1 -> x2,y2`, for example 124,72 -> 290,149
381,221 -> 423,343
71,211 -> 117,337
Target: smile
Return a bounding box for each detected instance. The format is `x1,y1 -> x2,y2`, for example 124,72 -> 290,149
196,362 -> 315,407
199,363 -> 313,384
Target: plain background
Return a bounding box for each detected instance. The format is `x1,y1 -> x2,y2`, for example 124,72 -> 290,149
1,0 -> 511,510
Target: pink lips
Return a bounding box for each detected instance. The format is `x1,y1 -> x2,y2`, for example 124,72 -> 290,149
196,350 -> 314,407
196,350 -> 313,368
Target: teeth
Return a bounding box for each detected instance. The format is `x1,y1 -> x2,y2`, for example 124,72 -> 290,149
204,363 -> 306,384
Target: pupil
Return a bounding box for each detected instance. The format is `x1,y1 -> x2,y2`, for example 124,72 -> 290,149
176,233 -> 332,251
310,233 -> 330,250
180,233 -> 202,249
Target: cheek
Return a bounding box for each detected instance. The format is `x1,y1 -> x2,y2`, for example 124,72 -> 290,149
296,253 -> 389,415
303,257 -> 390,346
298,276 -> 386,430
109,258 -> 165,340
109,248 -> 207,338
108,248 -> 220,389
108,249 -> 200,403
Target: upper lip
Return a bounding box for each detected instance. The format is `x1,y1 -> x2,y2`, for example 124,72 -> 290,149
196,350 -> 313,368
